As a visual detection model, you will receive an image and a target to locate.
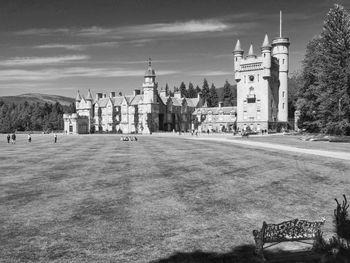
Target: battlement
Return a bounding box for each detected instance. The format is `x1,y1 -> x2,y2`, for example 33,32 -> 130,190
240,62 -> 263,72
272,37 -> 290,45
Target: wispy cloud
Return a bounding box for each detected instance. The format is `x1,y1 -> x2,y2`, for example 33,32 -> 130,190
0,67 -> 178,81
15,28 -> 70,35
16,18 -> 233,39
0,82 -> 49,89
131,20 -> 230,34
34,42 -> 120,50
189,70 -> 232,76
0,55 -> 89,66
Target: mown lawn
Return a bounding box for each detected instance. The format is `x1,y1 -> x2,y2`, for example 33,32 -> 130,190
0,134 -> 349,263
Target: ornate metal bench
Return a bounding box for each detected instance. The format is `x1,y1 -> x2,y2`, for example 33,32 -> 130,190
252,218 -> 325,260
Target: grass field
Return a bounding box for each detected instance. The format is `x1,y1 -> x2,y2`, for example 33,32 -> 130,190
0,134 -> 349,263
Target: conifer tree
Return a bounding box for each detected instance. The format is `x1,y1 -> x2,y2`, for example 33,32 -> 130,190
179,81 -> 187,97
201,79 -> 210,105
187,82 -> 197,98
297,4 -> 350,134
195,85 -> 201,97
223,80 -> 235,106
209,83 -> 219,107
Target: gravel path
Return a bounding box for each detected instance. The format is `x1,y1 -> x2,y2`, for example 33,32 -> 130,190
187,136 -> 350,161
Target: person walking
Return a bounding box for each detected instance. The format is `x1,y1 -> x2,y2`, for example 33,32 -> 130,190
54,133 -> 57,143
28,134 -> 32,143
11,133 -> 16,144
7,134 -> 10,143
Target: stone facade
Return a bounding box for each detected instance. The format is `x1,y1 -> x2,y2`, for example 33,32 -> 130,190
193,103 -> 237,132
233,31 -> 290,132
64,60 -> 207,134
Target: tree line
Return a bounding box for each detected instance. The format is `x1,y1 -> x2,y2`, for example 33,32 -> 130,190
0,100 -> 75,133
164,79 -> 237,107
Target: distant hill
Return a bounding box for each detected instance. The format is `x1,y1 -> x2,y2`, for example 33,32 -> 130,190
0,93 -> 75,106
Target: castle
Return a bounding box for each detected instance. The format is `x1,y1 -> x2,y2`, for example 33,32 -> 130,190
64,15 -> 289,135
63,59 -> 237,134
234,18 -> 289,131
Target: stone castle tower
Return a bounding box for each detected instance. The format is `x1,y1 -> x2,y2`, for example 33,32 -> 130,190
233,12 -> 289,131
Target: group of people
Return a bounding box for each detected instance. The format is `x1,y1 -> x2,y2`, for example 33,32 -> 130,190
120,136 -> 138,141
6,133 -> 58,143
6,133 -> 16,144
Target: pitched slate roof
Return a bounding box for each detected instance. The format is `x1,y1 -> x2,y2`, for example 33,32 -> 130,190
96,98 -> 109,107
185,97 -> 200,108
171,97 -> 183,107
159,95 -> 169,105
112,97 -> 124,106
130,94 -> 143,105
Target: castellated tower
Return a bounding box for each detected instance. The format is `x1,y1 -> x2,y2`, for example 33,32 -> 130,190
142,58 -> 157,103
233,12 -> 289,131
272,36 -> 290,122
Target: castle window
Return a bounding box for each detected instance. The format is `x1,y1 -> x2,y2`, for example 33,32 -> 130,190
235,57 -> 237,62
283,59 -> 285,64
264,53 -> 266,58
282,91 -> 285,98
283,103 -> 285,109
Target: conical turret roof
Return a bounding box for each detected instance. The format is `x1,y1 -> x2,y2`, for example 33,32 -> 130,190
247,44 -> 255,57
86,89 -> 93,100
262,33 -> 271,48
234,39 -> 243,52
75,90 -> 81,101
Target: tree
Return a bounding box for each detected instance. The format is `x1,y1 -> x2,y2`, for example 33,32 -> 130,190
179,81 -> 187,97
165,83 -> 169,96
296,4 -> 350,135
187,82 -> 197,98
201,79 -> 210,105
222,80 -> 235,106
209,83 -> 219,107
195,85 -> 201,96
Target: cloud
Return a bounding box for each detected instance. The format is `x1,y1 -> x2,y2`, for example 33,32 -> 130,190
15,28 -> 70,35
0,55 -> 89,66
189,70 -> 232,76
34,42 -> 120,50
0,82 -> 49,89
0,67 -> 178,81
130,20 -> 230,34
15,19 -> 232,39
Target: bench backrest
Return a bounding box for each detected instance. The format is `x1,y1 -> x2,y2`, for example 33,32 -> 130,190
261,218 -> 325,243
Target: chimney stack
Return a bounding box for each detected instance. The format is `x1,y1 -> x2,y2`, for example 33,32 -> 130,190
133,89 -> 141,96
95,93 -> 103,100
110,92 -> 116,98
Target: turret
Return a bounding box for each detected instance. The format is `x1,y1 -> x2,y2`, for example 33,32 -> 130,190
75,90 -> 81,110
233,40 -> 243,82
261,33 -> 272,78
271,11 -> 290,122
247,44 -> 256,59
86,89 -> 93,109
142,58 -> 157,103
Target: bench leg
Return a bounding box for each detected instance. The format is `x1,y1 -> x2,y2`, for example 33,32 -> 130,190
254,238 -> 265,261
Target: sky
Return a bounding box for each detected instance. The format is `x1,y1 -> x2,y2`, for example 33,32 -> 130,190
0,0 -> 349,97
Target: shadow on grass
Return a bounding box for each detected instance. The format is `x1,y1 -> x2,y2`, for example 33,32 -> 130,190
150,245 -> 262,263
150,244 -> 333,263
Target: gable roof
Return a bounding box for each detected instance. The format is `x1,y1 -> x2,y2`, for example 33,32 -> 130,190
130,94 -> 143,105
171,97 -> 183,107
